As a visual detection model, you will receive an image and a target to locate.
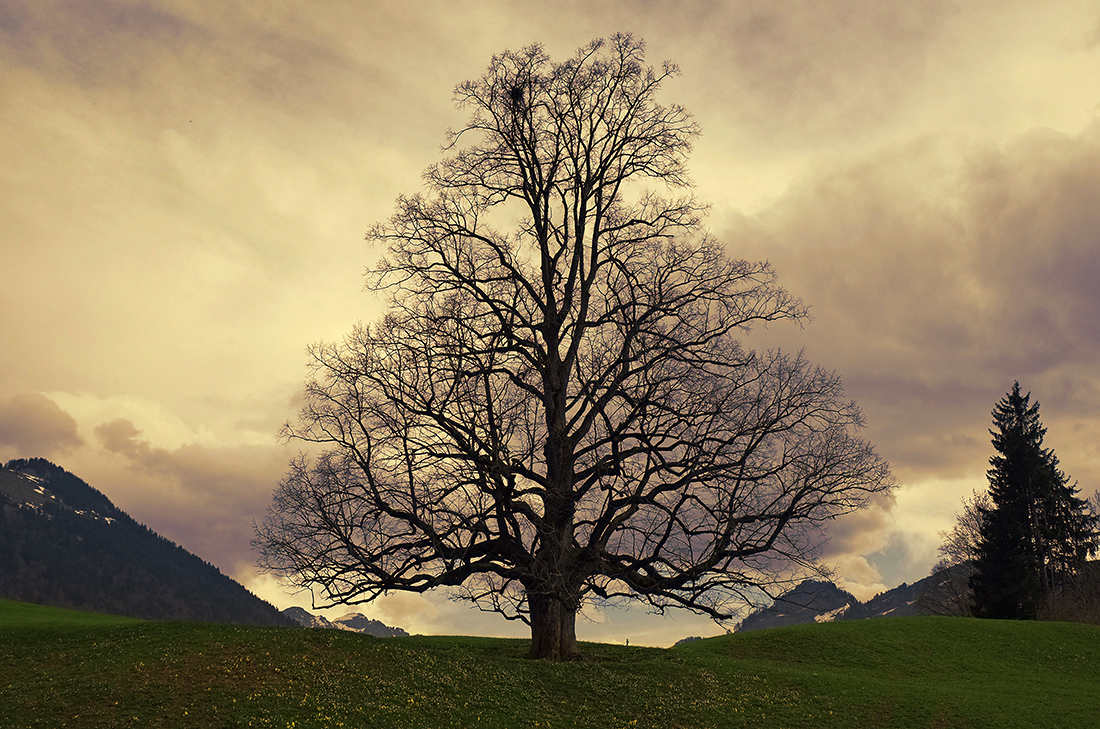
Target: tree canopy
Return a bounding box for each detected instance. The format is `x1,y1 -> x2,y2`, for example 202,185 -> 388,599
970,382 -> 1098,619
255,35 -> 894,659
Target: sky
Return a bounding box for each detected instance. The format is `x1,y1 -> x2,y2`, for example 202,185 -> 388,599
2,0 -> 1100,647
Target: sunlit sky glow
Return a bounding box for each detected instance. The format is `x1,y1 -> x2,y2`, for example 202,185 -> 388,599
3,0 -> 1100,646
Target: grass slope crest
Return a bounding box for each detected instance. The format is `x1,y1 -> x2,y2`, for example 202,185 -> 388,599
3,599 -> 1099,728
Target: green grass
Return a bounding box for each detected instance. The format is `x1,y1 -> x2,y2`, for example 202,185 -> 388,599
2,598 -> 1098,728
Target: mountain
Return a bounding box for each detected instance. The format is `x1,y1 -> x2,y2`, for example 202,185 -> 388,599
0,458 -> 293,626
844,579 -> 929,621
281,607 -> 409,637
331,611 -> 409,637
734,574 -> 941,632
282,606 -> 339,629
735,580 -> 858,632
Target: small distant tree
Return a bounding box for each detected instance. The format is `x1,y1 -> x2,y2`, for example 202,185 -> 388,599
254,35 -> 894,660
970,383 -> 1098,619
919,490 -> 989,616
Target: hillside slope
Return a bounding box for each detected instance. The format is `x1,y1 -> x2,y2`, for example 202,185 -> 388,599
0,458 -> 292,626
3,602 -> 1098,729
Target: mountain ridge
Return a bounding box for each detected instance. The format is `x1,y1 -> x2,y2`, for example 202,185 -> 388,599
1,457 -> 936,638
734,574 -> 941,632
0,457 -> 292,626
281,606 -> 409,636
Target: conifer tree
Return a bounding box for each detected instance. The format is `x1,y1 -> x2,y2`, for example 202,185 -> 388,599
970,383 -> 1098,619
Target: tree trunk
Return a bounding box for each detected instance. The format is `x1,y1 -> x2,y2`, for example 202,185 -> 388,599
528,591 -> 580,660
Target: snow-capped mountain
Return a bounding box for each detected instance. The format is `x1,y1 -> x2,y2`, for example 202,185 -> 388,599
0,458 -> 293,626
282,606 -> 339,629
734,575 -> 942,632
281,606 -> 409,637
735,580 -> 859,632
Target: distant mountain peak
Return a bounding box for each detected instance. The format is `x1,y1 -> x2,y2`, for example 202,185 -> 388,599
281,607 -> 408,637
281,606 -> 337,630
735,579 -> 858,632
733,575 -> 941,632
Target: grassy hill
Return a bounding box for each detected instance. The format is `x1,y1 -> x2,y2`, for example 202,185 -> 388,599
2,599 -> 1098,728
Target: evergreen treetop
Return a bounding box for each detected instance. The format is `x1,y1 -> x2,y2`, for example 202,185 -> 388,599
971,382 -> 1098,619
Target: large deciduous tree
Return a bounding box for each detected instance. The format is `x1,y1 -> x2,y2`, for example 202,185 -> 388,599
970,383 -> 1098,619
254,35 -> 894,660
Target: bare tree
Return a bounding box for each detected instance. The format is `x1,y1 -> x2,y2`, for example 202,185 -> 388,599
919,490 -> 989,616
254,35 -> 894,660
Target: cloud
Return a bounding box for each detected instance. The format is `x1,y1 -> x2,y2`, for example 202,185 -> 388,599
681,0 -> 958,142
0,0 -> 204,87
717,120 -> 1100,591
94,417 -> 145,457
815,489 -> 894,595
725,121 -> 1100,486
0,393 -> 83,459
90,416 -> 287,580
0,1 -> 407,413
375,592 -> 441,633
963,126 -> 1100,372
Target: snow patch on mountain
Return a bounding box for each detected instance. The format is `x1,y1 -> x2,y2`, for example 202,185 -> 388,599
813,605 -> 849,623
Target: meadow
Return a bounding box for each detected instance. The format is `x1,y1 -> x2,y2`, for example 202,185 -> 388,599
1,598 -> 1097,728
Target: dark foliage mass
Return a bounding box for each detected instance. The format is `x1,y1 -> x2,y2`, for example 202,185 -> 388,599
0,458 -> 292,626
970,384 -> 1099,620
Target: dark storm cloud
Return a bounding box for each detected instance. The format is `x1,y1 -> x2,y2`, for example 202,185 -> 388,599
0,393 -> 84,458
725,121 -> 1100,486
964,126 -> 1100,374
